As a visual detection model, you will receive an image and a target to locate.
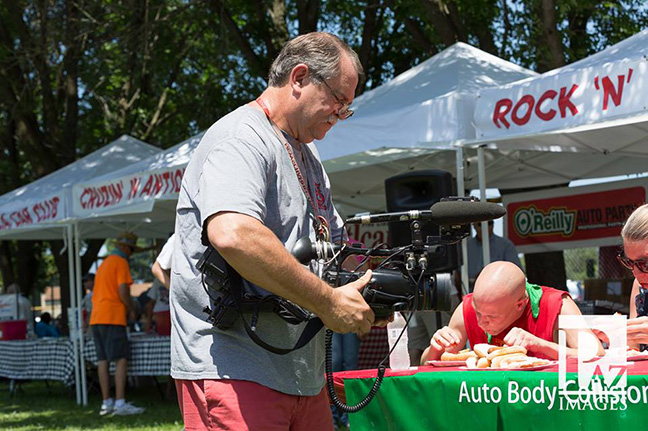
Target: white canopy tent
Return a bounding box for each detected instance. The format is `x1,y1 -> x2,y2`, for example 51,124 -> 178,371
319,37 -> 648,217
0,135 -> 160,405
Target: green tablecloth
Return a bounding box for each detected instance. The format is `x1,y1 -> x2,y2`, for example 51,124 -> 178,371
345,370 -> 648,430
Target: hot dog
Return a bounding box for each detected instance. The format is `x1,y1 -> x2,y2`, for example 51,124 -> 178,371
486,346 -> 527,361
473,343 -> 502,358
441,350 -> 478,361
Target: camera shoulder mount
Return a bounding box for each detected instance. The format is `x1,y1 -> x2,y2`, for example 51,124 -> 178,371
197,245 -> 324,355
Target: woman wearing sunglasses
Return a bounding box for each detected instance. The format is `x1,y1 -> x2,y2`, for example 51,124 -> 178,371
619,203 -> 648,349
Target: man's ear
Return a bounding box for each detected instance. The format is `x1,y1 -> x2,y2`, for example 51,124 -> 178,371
290,63 -> 310,92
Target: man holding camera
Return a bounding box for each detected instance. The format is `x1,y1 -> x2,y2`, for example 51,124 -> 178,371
170,32 -> 377,431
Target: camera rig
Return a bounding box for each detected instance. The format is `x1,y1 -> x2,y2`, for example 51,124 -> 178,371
196,196 -> 506,409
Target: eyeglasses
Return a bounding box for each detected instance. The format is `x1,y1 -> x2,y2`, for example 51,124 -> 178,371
617,253 -> 648,273
318,78 -> 354,120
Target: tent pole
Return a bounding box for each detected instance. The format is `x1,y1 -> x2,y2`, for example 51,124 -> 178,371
455,147 -> 469,296
67,224 -> 81,405
477,146 -> 491,268
74,222 -> 88,405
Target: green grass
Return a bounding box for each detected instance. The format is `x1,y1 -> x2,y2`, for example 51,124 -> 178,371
0,379 -> 183,431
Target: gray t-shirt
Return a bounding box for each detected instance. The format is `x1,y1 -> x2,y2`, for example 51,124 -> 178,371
170,105 -> 345,396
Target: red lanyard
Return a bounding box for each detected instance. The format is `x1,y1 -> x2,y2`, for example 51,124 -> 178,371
255,97 -> 330,241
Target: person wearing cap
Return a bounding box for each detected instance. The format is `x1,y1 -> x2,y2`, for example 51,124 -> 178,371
90,232 -> 144,416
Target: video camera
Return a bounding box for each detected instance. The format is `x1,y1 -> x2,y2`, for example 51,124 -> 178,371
291,196 -> 506,319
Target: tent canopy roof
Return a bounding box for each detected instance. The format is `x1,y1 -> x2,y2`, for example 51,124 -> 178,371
318,42 -> 537,162
0,135 -> 159,205
351,42 -> 538,118
80,132 -> 205,186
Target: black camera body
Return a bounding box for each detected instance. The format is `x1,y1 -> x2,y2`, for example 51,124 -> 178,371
197,196 -> 506,333
322,268 -> 453,319
291,196 -> 506,319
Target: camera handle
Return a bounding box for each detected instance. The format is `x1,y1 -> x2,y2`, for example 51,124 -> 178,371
325,329 -> 386,413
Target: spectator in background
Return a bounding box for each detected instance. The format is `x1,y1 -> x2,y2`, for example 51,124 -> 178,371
6,283 -> 33,336
90,232 -> 144,416
145,234 -> 174,335
467,220 -> 522,290
152,234 -> 174,289
81,273 -> 95,332
35,312 -> 59,338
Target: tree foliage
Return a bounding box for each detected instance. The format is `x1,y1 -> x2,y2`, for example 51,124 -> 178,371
0,0 -> 646,327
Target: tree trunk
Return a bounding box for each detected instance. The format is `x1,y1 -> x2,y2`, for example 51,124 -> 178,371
15,241 -> 40,294
536,0 -> 565,72
525,251 -> 568,291
0,241 -> 16,286
210,0 -> 271,79
296,0 -> 318,35
566,2 -> 596,62
384,0 -> 437,57
357,0 -> 382,93
422,0 -> 466,46
49,240 -> 72,335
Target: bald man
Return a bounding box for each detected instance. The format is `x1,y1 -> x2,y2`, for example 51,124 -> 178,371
421,261 -> 602,362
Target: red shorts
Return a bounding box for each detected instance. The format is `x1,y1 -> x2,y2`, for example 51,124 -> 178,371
175,379 -> 334,431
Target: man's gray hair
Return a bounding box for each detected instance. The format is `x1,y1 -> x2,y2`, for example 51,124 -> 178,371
622,203 -> 648,241
268,32 -> 363,87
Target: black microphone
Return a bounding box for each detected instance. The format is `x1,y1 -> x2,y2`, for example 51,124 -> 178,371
345,199 -> 506,225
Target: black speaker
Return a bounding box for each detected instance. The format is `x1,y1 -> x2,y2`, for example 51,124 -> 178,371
385,170 -> 459,272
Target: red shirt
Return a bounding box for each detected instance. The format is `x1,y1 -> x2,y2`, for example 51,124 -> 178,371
462,286 -> 568,359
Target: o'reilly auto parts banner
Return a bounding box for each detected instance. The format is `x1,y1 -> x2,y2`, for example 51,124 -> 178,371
502,178 -> 647,254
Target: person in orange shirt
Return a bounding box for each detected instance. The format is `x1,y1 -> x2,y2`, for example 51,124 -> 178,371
90,232 -> 144,416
